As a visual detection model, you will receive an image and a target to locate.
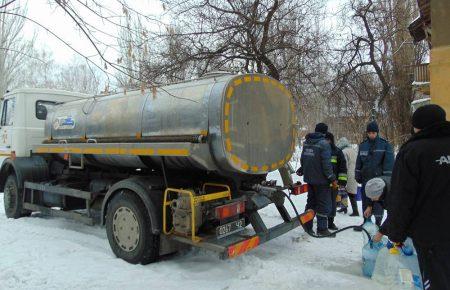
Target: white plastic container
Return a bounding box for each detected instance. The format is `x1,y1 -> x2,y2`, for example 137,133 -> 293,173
371,239 -> 422,289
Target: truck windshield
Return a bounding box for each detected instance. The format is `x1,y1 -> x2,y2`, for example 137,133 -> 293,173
1,98 -> 15,126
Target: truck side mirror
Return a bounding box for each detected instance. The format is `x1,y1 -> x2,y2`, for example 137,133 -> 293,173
36,104 -> 48,120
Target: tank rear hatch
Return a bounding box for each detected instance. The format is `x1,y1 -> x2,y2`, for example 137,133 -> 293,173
213,75 -> 296,174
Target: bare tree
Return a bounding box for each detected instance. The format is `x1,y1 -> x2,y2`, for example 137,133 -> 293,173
14,48 -> 101,94
143,0 -> 328,82
331,0 -> 428,144
54,57 -> 101,93
115,11 -> 151,89
0,0 -> 34,96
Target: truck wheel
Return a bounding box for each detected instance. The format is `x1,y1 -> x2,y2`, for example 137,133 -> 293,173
3,174 -> 31,219
106,190 -> 159,264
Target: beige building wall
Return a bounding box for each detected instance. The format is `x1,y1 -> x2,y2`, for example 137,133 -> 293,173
430,0 -> 450,115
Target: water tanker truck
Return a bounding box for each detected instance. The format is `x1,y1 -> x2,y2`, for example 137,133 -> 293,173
0,73 -> 305,264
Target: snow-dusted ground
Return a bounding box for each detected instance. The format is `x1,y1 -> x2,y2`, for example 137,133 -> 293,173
0,171 -> 386,290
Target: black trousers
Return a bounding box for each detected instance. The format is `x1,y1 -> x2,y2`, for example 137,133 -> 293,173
414,242 -> 450,290
305,184 -> 331,231
328,188 -> 338,225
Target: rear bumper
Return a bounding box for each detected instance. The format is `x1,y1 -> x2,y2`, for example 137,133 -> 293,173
169,216 -> 300,259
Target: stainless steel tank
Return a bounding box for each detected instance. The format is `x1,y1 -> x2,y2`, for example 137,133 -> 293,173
45,73 -> 297,175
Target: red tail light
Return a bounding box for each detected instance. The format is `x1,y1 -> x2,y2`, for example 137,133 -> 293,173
215,201 -> 245,220
292,183 -> 308,195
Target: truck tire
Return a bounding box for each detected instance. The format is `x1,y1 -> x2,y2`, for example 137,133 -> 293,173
3,174 -> 31,219
106,190 -> 159,264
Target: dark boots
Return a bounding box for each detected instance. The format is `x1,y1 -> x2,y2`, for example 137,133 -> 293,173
328,217 -> 339,230
349,194 -> 359,217
317,229 -> 336,237
337,207 -> 348,214
303,221 -> 315,236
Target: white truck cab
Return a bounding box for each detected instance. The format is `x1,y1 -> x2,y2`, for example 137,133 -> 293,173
0,89 -> 90,159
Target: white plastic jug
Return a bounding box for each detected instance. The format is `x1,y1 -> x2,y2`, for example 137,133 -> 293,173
372,239 -> 422,289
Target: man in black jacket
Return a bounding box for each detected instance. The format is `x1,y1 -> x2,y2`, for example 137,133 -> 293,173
380,104 -> 450,290
300,123 -> 337,237
325,132 -> 347,230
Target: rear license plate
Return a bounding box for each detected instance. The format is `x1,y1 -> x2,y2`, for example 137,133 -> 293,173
216,218 -> 245,239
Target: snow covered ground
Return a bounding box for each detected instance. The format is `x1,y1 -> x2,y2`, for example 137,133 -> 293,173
0,171 -> 387,290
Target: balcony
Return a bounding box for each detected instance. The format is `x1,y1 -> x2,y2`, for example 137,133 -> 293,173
412,63 -> 430,95
413,63 -> 430,83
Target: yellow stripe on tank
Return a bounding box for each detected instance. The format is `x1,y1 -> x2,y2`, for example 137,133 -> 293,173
224,102 -> 231,116
226,86 -> 234,99
83,148 -> 104,154
69,148 -> 82,154
156,148 -> 189,156
129,148 -> 155,155
224,119 -> 230,133
231,154 -> 241,165
225,138 -> 232,152
104,148 -> 121,155
35,146 -> 189,156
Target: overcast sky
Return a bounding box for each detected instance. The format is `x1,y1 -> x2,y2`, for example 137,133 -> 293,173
23,0 -> 163,62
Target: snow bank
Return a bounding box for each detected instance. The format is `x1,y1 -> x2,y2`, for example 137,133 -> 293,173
0,171 -> 386,290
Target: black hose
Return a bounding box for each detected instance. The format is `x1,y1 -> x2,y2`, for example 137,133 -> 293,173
281,190 -> 373,244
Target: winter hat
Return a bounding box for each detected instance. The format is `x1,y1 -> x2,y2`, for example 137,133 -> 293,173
366,121 -> 379,133
315,123 -> 328,134
336,137 -> 350,149
325,132 -> 335,145
412,104 -> 447,130
365,178 -> 386,199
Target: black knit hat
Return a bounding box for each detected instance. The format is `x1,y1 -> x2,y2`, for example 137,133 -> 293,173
315,123 -> 328,134
412,104 -> 446,129
366,121 -> 379,133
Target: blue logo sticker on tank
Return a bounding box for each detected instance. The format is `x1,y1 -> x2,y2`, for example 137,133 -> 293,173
53,116 -> 76,130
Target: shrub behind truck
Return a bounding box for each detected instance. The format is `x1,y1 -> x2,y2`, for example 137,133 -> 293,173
0,73 -> 306,264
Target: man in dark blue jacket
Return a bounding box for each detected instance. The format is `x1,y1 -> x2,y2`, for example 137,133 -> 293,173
300,123 -> 337,237
355,121 -> 394,229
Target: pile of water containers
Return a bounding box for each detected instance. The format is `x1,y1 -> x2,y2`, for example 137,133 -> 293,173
361,221 -> 423,289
